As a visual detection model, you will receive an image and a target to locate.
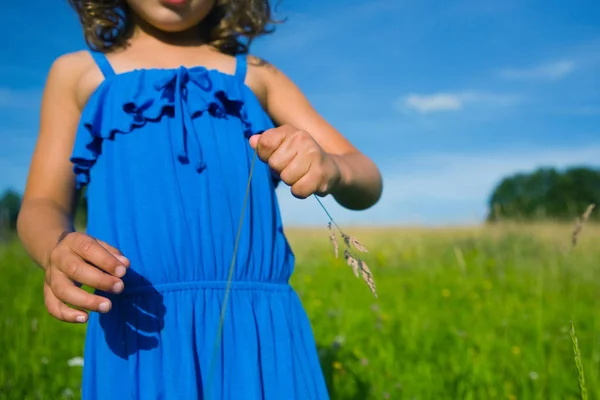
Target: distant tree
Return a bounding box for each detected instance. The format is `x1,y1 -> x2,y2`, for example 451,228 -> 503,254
487,166 -> 600,222
0,188 -> 88,232
0,190 -> 22,231
74,189 -> 88,228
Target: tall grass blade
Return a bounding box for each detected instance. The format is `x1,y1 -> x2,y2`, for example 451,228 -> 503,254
570,320 -> 589,400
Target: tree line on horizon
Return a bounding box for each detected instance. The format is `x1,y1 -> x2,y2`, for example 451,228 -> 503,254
486,166 -> 599,222
1,166 -> 598,235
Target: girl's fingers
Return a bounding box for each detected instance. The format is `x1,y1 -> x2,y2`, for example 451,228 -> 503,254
248,134 -> 261,149
290,170 -> 321,199
96,239 -> 130,267
95,239 -> 122,255
66,234 -> 127,277
253,127 -> 288,161
48,270 -> 113,314
267,136 -> 298,174
44,283 -> 89,323
56,252 -> 123,294
279,156 -> 310,186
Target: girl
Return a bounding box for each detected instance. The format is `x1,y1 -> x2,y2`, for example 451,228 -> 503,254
17,0 -> 382,398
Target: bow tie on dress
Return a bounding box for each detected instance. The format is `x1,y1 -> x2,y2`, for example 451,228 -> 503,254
152,66 -> 217,173
121,66 -> 254,174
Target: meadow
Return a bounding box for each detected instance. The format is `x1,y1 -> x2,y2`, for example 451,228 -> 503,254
1,222 -> 598,399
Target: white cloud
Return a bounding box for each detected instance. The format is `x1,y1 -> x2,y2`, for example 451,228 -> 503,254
0,87 -> 42,110
404,94 -> 463,113
398,91 -> 522,114
499,60 -> 576,81
276,145 -> 600,226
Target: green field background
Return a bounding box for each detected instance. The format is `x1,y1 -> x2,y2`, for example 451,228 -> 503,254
1,223 -> 598,399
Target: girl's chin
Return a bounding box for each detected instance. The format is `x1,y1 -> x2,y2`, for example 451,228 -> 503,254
159,0 -> 189,7
143,13 -> 203,33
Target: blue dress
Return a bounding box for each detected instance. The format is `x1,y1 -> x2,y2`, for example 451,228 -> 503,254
71,51 -> 329,399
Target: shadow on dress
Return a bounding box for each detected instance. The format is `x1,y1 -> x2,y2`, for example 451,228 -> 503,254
99,268 -> 167,359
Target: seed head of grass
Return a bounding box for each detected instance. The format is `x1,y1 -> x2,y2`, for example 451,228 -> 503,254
337,232 -> 377,297
342,233 -> 368,253
315,197 -> 378,298
572,203 -> 595,248
328,222 -> 339,258
344,249 -> 360,278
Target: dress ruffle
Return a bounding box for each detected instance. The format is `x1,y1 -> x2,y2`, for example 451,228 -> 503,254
71,67 -> 261,189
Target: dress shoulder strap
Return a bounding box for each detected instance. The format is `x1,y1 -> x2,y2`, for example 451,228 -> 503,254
89,50 -> 115,78
234,54 -> 247,83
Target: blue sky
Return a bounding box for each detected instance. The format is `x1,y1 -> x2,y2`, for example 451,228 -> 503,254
1,0 -> 599,226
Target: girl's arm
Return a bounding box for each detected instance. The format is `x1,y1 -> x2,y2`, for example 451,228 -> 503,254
248,58 -> 383,211
17,53 -> 128,323
18,55 -> 81,268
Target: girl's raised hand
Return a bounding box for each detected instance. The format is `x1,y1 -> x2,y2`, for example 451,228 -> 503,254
44,232 -> 130,323
249,125 -> 343,199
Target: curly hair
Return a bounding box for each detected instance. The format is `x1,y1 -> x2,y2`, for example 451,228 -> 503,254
68,0 -> 280,54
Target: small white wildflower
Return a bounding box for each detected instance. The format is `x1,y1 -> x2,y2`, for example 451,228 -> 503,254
529,371 -> 539,380
67,357 -> 84,367
332,335 -> 345,349
560,326 -> 569,334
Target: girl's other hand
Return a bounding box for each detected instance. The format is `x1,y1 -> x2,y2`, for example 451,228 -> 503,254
44,232 -> 130,323
249,125 -> 343,199
248,58 -> 382,210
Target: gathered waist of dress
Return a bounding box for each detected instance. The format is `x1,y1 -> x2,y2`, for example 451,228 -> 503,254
117,279 -> 293,297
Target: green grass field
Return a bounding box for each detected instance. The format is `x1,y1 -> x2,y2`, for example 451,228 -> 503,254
1,223 -> 598,399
